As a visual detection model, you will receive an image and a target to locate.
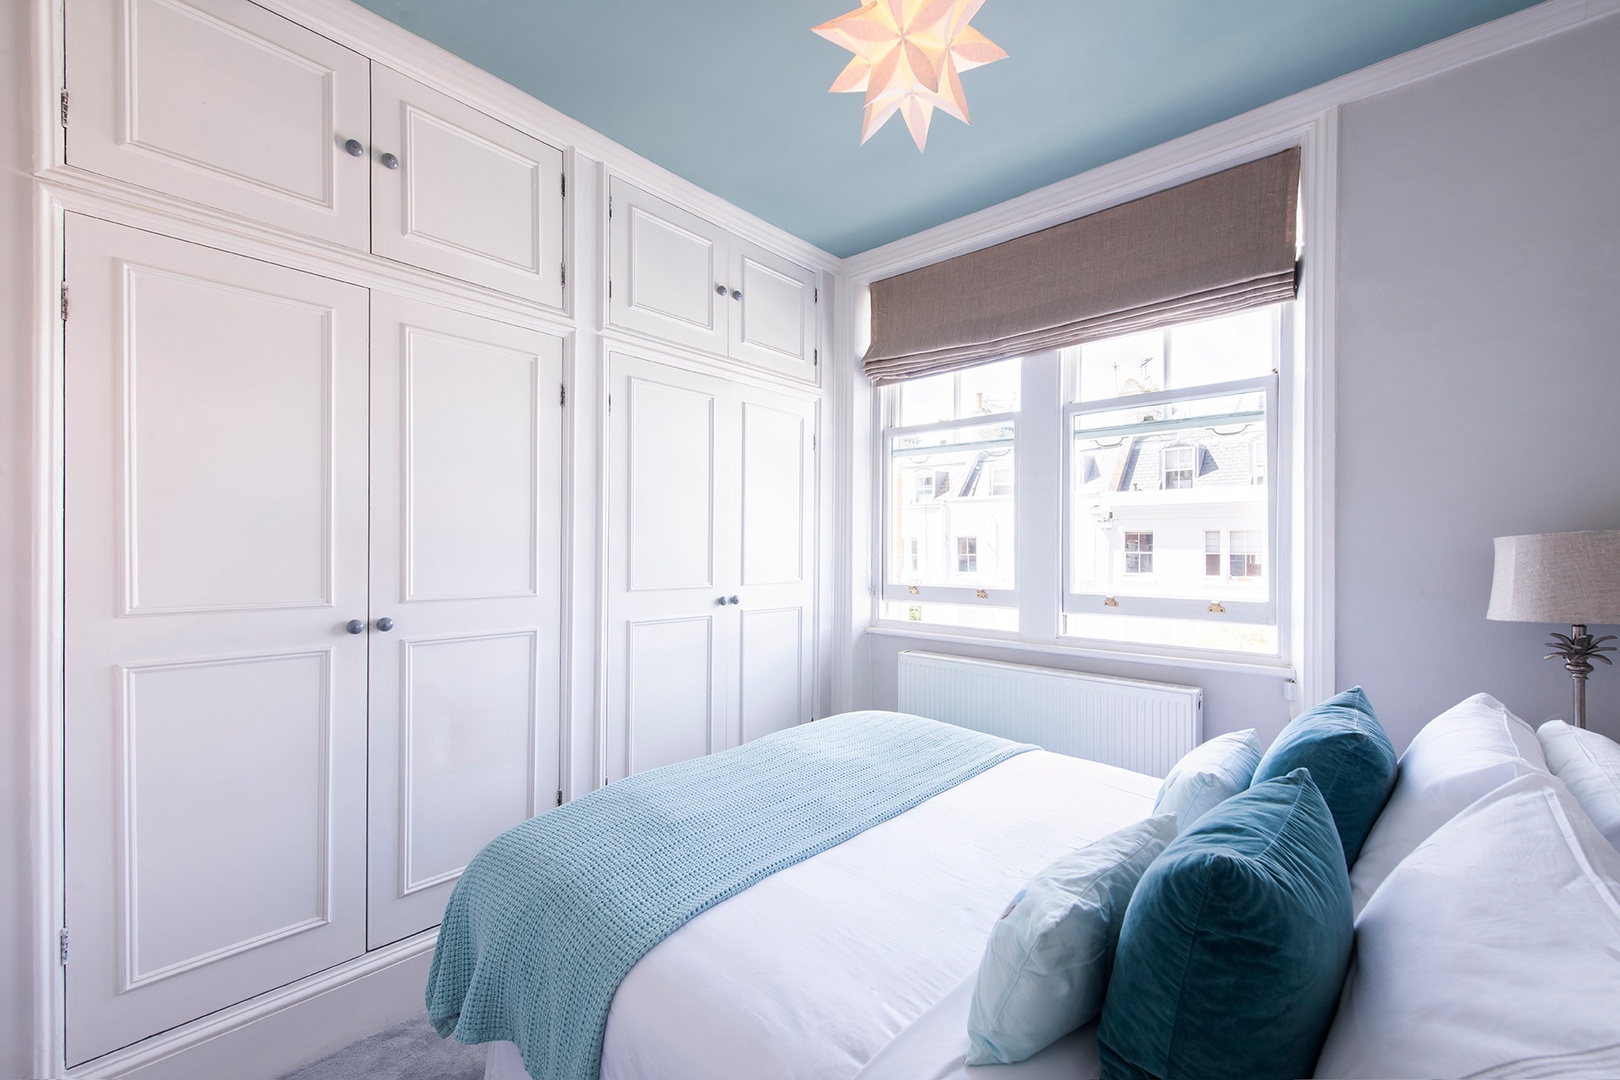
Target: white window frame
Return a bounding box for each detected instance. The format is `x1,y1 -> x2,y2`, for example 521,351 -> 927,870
1123,531 -> 1154,575
1062,371 -> 1281,626
879,408 -> 1019,609
956,536 -> 978,573
1161,445 -> 1196,490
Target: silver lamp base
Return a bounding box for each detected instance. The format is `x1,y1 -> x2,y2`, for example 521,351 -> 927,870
1545,623 -> 1616,730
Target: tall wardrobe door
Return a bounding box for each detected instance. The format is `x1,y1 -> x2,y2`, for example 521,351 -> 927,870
730,385 -> 818,745
65,0 -> 371,249
605,353 -> 736,780
366,294 -> 564,948
63,215 -> 370,1066
370,66 -> 566,307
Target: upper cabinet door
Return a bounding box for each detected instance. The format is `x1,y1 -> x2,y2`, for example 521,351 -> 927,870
371,66 -> 565,308
729,237 -> 818,382
608,178 -> 730,358
66,0 -> 371,249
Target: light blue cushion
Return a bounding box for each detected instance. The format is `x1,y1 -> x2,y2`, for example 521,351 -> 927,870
1153,730 -> 1262,830
1097,769 -> 1353,1080
966,815 -> 1178,1066
1251,686 -> 1397,867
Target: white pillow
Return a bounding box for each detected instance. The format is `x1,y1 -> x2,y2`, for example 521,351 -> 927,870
1314,771 -> 1620,1079
966,815 -> 1178,1066
1152,729 -> 1261,831
1348,693 -> 1545,914
1539,720 -> 1620,851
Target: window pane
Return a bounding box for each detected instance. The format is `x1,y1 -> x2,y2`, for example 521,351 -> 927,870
880,600 -> 1018,632
899,358 -> 1020,426
1067,307 -> 1276,404
1070,389 -> 1267,603
889,424 -> 1015,590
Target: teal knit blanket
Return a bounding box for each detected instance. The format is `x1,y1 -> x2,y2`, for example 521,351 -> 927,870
425,710 -> 1032,1080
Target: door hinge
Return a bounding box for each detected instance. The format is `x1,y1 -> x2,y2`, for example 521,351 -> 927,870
560,174 -> 566,198
814,287 -> 818,303
556,788 -> 563,807
559,383 -> 566,407
60,282 -> 68,321
608,195 -> 613,219
607,280 -> 612,301
59,928 -> 69,965
813,348 -> 818,366
811,434 -> 818,453
60,89 -> 69,128
560,262 -> 566,287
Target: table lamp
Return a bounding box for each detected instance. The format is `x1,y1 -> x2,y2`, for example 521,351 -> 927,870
1487,531 -> 1620,729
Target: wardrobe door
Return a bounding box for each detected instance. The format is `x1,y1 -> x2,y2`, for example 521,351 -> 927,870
366,294 -> 564,948
370,66 -> 566,306
604,354 -> 735,780
607,179 -> 731,358
727,237 -> 819,383
66,0 -> 371,249
63,215 -> 370,1065
730,386 -> 818,745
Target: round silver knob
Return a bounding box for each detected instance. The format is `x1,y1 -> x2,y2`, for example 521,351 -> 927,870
730,289 -> 742,301
344,138 -> 365,157
346,619 -> 365,634
728,595 -> 740,605
380,152 -> 400,170
716,596 -> 728,606
376,617 -> 395,632
715,284 -> 726,296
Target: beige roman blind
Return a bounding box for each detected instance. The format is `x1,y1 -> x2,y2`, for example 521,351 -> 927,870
863,148 -> 1301,383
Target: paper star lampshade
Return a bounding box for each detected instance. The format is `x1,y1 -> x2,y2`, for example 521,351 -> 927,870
814,0 -> 1008,151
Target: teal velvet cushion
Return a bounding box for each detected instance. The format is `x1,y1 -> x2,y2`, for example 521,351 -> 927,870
1250,686 -> 1396,867
966,815 -> 1178,1065
1097,769 -> 1353,1080
1153,729 -> 1262,831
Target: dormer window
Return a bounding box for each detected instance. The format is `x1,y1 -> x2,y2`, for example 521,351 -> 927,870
1162,445 -> 1195,490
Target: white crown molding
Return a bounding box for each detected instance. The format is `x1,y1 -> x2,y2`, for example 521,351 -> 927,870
842,0 -> 1620,281
247,0 -> 840,275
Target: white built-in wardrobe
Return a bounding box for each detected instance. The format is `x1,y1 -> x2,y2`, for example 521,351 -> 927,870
53,0 -> 823,1068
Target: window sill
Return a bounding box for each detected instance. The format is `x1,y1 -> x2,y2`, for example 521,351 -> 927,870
865,622 -> 1299,680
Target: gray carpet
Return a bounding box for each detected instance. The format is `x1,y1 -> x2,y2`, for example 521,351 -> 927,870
280,1013 -> 486,1080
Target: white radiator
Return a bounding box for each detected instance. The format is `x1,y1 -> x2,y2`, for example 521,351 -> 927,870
896,651 -> 1203,778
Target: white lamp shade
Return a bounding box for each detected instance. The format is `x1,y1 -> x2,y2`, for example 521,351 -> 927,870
1487,531 -> 1620,625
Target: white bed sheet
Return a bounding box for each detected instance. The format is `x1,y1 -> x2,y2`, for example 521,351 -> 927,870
485,749 -> 1157,1080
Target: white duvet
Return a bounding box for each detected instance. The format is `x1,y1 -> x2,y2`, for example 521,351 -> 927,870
485,749 -> 1158,1080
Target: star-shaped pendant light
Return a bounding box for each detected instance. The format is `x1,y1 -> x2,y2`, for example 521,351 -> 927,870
814,0 -> 1007,151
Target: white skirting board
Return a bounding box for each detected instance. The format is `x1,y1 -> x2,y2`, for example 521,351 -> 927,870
69,935 -> 435,1080
897,651 -> 1202,778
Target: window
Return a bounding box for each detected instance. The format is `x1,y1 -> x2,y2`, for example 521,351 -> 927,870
880,360 -> 1018,631
1124,532 -> 1153,574
1229,530 -> 1263,578
1162,445 -> 1196,490
879,305 -> 1291,656
957,537 -> 978,573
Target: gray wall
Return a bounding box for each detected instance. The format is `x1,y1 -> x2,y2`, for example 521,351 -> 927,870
863,12 -> 1620,755
1337,12 -> 1620,750
0,0 -> 35,1076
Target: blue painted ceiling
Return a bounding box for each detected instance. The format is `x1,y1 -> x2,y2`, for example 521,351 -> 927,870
351,0 -> 1544,257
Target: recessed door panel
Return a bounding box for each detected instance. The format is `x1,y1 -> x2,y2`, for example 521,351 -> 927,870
66,0 -> 370,248
729,237 -> 818,382
628,378 -> 717,591
123,651 -> 331,984
367,294 -> 563,949
402,634 -> 535,888
372,66 -> 564,306
123,265 -> 333,613
627,617 -> 715,773
738,608 -> 803,745
740,401 -> 807,587
404,328 -> 537,600
608,178 -> 729,356
605,355 -> 736,780
64,216 -> 370,1066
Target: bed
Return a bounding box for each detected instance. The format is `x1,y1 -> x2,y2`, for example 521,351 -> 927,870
439,698 -> 1620,1080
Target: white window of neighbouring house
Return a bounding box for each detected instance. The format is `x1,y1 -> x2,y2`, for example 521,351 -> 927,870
1229,529 -> 1264,578
1162,445 -> 1196,490
1124,532 -> 1154,574
1205,530 -> 1222,576
957,536 -> 978,573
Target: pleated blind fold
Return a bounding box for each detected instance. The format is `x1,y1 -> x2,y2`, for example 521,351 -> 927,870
863,148 -> 1301,383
